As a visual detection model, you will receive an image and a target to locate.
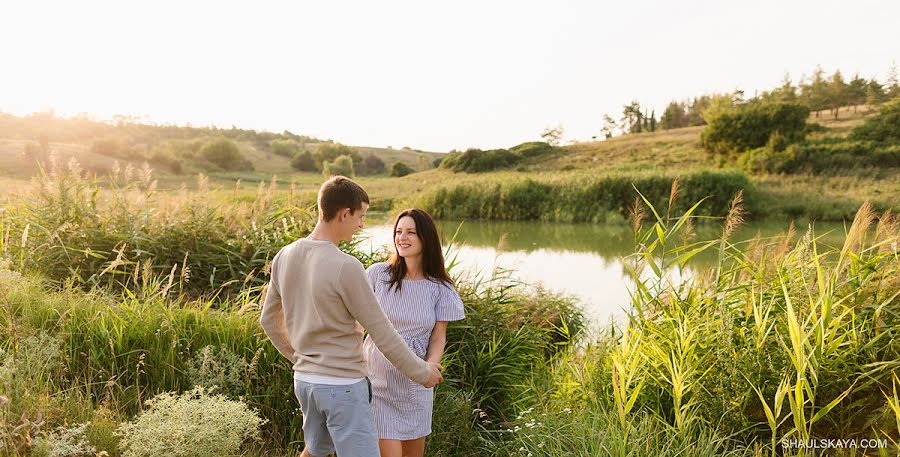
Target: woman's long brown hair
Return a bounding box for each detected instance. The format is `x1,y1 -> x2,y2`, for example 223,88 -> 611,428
385,208 -> 454,293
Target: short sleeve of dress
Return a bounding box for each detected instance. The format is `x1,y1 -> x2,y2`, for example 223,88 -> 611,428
365,263 -> 384,291
435,282 -> 465,322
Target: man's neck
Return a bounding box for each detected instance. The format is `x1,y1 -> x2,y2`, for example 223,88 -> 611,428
307,222 -> 343,246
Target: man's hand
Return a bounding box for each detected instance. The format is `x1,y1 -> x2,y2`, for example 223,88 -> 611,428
423,361 -> 443,388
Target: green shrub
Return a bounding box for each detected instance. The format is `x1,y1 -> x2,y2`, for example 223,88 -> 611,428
269,140 -> 298,158
361,153 -> 386,175
440,142 -> 555,173
390,161 -> 415,177
322,154 -> 355,177
314,143 -> 360,169
32,423 -> 96,457
186,345 -> 249,397
116,387 -> 265,457
290,150 -> 317,172
199,138 -> 253,172
849,98 -> 900,143
701,101 -> 810,157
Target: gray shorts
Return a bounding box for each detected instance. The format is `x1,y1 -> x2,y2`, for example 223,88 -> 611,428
293,378 -> 379,457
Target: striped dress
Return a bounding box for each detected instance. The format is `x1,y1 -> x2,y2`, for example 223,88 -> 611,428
362,262 -> 465,440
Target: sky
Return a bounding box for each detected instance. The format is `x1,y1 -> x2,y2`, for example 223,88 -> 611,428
1,0 -> 898,152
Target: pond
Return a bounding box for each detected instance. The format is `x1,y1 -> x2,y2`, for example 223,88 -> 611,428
359,219 -> 848,326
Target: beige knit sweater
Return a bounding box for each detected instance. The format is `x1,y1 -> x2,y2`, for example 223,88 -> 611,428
260,238 -> 431,385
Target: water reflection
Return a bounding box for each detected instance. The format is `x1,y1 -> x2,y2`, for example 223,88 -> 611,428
359,220 -> 846,325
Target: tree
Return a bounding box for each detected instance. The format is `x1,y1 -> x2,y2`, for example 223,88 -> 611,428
291,150 -> 317,172
887,61 -> 900,99
600,114 -> 618,138
390,161 -> 415,177
849,98 -> 900,143
828,70 -> 847,118
361,153 -> 386,175
801,66 -> 829,117
765,73 -> 798,103
846,74 -> 868,111
866,80 -> 885,107
200,138 -> 253,171
270,140 -> 299,158
621,101 -> 644,134
540,125 -> 564,146
314,143 -> 361,169
659,101 -> 687,131
322,154 -> 355,177
649,110 -> 657,132
701,101 -> 810,157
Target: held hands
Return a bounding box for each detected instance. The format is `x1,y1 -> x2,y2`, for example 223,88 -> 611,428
423,361 -> 444,388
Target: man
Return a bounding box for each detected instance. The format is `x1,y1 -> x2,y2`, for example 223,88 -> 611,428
260,175 -> 443,457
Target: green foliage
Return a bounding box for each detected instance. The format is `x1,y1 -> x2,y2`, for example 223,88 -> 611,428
185,345 -> 250,397
314,143 -> 360,169
115,387 -> 265,457
269,140 -> 299,158
439,142 -> 554,173
701,101 -> 810,157
199,138 -> 254,172
408,171 -> 752,223
290,150 -> 317,172
32,423 -> 96,457
322,154 -> 355,177
361,153 -> 386,175
91,138 -> 130,158
390,161 -> 415,177
739,138 -> 900,175
849,98 -> 900,143
1,160 -> 315,297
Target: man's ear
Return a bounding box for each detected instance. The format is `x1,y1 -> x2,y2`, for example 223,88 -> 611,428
339,207 -> 351,221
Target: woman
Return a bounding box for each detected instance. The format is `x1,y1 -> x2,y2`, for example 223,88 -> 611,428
363,208 -> 465,457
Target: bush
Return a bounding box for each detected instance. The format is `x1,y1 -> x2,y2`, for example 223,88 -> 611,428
361,153 -> 386,175
32,423 -> 96,457
199,138 -> 253,171
322,154 -> 355,177
116,387 -> 265,457
439,142 -> 555,173
290,150 -> 317,172
407,171 -> 753,222
314,143 -> 361,169
269,139 -> 298,158
186,345 -> 249,397
701,101 -> 810,157
849,98 -> 900,143
390,161 -> 415,177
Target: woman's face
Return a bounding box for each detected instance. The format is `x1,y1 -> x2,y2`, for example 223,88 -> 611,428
394,216 -> 423,259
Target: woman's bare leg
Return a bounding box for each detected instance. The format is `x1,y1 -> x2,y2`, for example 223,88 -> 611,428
379,438 -> 403,457
400,438 -> 425,457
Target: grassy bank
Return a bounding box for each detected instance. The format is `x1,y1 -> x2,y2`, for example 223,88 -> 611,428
2,166 -> 899,455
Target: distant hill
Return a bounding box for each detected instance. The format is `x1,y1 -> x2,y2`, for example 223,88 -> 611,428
0,113 -> 444,183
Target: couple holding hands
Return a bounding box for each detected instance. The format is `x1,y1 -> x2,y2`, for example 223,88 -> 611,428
260,176 -> 464,457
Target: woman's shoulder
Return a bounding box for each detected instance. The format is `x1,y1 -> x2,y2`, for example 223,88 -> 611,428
366,262 -> 390,276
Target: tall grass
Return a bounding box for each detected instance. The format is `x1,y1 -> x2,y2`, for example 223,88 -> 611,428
404,170 -> 753,223
497,182 -> 900,456
1,157 -> 315,298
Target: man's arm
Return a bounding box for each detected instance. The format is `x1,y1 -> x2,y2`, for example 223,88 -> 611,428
259,260 -> 295,363
337,260 -> 438,386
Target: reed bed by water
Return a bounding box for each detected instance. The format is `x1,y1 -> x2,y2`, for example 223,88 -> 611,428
1,163 -> 898,456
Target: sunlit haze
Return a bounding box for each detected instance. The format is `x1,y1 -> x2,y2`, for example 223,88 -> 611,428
1,0 -> 897,151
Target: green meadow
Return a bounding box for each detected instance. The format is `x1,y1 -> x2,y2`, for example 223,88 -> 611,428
1,96 -> 899,455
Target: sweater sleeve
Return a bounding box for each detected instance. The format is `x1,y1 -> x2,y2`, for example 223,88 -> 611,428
259,254 -> 296,363
337,260 -> 431,385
